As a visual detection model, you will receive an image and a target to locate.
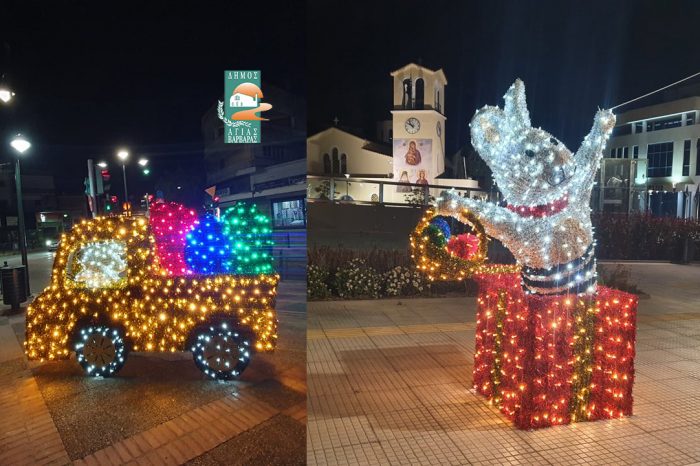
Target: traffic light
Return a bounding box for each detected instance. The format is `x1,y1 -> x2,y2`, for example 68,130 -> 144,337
96,168 -> 111,194
105,195 -> 118,212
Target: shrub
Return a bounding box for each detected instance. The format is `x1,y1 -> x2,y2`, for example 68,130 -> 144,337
598,264 -> 643,295
592,213 -> 700,260
333,258 -> 381,298
307,264 -> 332,299
383,266 -> 427,296
308,246 -> 412,273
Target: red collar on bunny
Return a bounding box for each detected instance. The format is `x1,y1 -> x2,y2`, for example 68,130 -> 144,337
506,196 -> 568,218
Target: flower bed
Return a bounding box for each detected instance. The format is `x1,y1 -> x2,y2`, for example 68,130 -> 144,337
308,246 -> 465,300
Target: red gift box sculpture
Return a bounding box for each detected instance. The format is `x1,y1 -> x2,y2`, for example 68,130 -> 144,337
472,270 -> 637,429
411,80 -> 637,429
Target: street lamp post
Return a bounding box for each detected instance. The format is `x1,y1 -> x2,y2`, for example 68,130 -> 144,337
0,77 -> 15,104
10,134 -> 31,294
117,149 -> 129,205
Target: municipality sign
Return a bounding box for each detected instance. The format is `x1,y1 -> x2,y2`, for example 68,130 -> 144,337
218,70 -> 272,143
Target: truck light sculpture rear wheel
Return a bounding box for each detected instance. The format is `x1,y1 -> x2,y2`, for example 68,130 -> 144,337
191,322 -> 252,380
75,326 -> 127,377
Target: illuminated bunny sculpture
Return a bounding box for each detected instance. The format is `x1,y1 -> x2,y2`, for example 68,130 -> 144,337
437,79 -> 615,295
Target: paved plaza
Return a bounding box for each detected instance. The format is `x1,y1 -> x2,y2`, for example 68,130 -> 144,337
0,255 -> 306,466
307,262 -> 700,465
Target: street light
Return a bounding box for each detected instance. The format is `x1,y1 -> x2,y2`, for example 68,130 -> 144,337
138,158 -> 148,167
10,135 -> 31,153
117,149 -> 129,205
0,87 -> 15,104
10,134 -> 31,294
0,79 -> 15,104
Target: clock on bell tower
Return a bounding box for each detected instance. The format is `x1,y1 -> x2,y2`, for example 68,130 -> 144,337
390,63 -> 447,189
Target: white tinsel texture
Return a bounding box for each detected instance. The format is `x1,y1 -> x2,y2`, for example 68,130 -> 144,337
437,79 -> 615,294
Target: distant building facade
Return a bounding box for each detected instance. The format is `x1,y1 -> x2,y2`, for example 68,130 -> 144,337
202,84 -> 306,229
605,94 -> 700,218
307,63 -> 479,206
0,167 -> 87,250
201,84 -> 306,278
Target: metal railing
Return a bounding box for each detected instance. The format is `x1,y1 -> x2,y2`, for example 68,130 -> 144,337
307,175 -> 494,207
591,185 -> 700,218
272,230 -> 306,280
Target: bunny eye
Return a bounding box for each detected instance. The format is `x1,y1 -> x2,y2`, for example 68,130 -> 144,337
549,137 -> 558,146
525,149 -> 536,158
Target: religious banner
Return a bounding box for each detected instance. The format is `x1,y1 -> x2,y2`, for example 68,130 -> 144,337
393,138 -> 432,192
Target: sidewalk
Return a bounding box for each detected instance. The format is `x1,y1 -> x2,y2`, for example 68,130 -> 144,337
307,263 -> 700,465
0,280 -> 306,465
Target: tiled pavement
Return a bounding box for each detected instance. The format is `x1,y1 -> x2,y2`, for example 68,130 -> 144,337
307,263 -> 700,465
0,280 -> 306,466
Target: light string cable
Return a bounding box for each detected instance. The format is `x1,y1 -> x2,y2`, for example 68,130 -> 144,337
610,70 -> 700,111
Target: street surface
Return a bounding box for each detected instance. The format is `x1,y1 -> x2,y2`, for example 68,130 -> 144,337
0,252 -> 306,465
308,262 -> 700,465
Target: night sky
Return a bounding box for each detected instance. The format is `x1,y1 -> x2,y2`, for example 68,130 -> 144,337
308,0 -> 700,162
4,1 -> 700,198
0,2 -> 305,200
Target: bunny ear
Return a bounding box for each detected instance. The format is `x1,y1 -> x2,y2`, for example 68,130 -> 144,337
470,106 -> 506,161
503,79 -> 531,130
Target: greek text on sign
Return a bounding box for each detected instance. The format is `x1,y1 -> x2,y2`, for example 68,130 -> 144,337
218,70 -> 272,144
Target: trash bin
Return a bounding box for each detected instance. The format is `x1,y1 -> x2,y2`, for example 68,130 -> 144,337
1,265 -> 28,310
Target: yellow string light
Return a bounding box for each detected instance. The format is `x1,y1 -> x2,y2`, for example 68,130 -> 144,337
24,215 -> 279,362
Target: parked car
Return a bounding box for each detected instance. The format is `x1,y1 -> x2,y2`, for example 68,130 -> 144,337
25,215 -> 278,380
45,238 -> 60,251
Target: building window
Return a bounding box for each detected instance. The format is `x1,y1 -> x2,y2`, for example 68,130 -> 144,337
340,154 -> 347,174
271,197 -> 306,228
331,148 -> 340,176
402,78 -> 412,109
646,115 -> 682,132
647,142 -> 674,177
687,112 -> 696,125
634,122 -> 644,134
683,140 -> 691,176
623,147 -> 629,159
616,147 -> 624,158
263,144 -> 286,162
415,78 -> 425,109
611,125 -> 631,136
633,145 -> 639,159
610,148 -> 615,158
219,175 -> 251,195
323,153 -> 331,174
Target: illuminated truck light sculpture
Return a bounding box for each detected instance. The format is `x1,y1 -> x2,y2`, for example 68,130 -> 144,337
25,202 -> 277,380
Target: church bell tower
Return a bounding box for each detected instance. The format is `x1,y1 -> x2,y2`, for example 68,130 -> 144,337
390,63 -> 447,188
